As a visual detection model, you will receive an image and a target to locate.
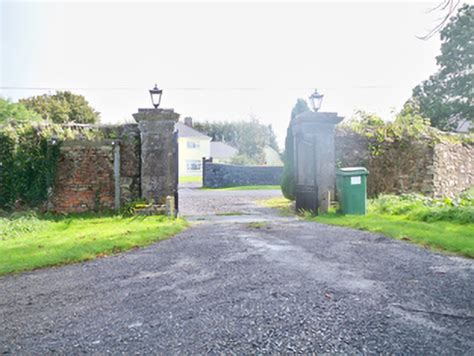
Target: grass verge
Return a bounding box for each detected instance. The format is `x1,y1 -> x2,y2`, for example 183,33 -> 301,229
202,185 -> 280,191
312,213 -> 474,258
179,176 -> 202,184
258,197 -> 294,216
0,212 -> 187,276
261,196 -> 474,258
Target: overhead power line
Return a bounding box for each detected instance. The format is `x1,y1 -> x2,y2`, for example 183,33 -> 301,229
0,85 -> 399,91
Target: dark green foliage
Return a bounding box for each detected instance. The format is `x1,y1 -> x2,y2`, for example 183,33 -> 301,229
280,126 -> 296,200
0,123 -> 62,210
0,133 -> 16,207
19,91 -> 100,124
411,4 -> 473,131
193,118 -> 279,165
281,99 -> 310,200
1,92 -> 103,210
290,99 -> 311,121
0,98 -> 41,123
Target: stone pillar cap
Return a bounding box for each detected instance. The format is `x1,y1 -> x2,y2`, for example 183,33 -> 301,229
133,108 -> 179,123
294,111 -> 344,126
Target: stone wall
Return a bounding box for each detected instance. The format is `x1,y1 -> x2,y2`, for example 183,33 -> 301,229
203,159 -> 283,188
49,140 -> 116,213
133,109 -> 179,205
433,142 -> 474,197
335,128 -> 473,198
101,124 -> 141,204
48,115 -> 183,213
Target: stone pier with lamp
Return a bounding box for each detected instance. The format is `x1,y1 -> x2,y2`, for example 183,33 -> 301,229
292,89 -> 344,214
133,108 -> 179,208
132,85 -> 179,214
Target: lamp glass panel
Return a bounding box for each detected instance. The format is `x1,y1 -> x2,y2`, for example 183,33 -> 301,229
310,94 -> 323,111
150,91 -> 162,107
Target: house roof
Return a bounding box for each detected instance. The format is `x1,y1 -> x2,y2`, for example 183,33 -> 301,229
210,141 -> 238,159
176,122 -> 211,139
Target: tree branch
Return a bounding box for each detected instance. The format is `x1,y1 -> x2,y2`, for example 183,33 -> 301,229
417,0 -> 461,40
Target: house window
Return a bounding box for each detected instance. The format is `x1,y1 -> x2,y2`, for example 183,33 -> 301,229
187,141 -> 200,149
186,160 -> 202,171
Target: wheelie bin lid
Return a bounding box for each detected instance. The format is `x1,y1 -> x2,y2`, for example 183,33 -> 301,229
336,167 -> 369,176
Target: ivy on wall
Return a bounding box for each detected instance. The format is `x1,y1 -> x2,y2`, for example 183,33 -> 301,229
0,122 -> 102,210
336,108 -> 474,197
341,108 -> 473,155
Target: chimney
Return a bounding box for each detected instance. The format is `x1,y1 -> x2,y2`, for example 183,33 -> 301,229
184,117 -> 193,127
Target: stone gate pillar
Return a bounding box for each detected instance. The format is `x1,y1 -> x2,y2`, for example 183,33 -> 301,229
133,108 -> 179,205
292,111 -> 343,214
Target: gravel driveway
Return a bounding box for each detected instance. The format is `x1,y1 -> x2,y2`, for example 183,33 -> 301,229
1,188 -> 473,354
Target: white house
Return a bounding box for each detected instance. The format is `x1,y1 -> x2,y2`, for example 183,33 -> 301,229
176,119 -> 211,177
177,118 -> 283,177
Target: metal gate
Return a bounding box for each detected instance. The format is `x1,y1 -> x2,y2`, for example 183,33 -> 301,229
294,133 -> 318,212
173,129 -> 179,214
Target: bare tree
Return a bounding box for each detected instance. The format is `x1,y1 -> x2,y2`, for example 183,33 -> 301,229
417,0 -> 461,40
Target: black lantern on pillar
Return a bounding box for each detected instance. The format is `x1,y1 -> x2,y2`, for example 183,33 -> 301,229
149,84 -> 163,109
309,89 -> 324,112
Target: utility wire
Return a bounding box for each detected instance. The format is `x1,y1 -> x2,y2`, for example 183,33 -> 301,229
0,85 -> 399,91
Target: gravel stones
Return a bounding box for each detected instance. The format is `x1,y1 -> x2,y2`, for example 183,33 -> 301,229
1,189 -> 473,354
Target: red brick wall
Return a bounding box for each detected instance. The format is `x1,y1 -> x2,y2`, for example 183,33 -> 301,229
50,141 -> 115,213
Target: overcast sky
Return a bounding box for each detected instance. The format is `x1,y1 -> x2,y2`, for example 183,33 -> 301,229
1,1 -> 452,148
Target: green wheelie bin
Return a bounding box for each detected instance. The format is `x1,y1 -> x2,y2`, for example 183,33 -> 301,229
336,167 -> 369,215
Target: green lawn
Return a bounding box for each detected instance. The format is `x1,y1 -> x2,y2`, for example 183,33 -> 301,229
0,213 -> 187,275
179,176 -> 202,184
202,185 -> 280,191
262,196 -> 474,258
313,213 -> 474,258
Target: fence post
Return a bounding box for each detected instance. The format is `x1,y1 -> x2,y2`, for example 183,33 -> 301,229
113,140 -> 121,211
